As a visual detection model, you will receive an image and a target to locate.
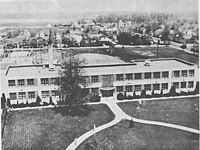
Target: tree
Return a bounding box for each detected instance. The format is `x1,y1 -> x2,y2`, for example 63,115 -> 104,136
117,32 -> 132,45
1,93 -> 6,109
7,98 -> 11,107
49,96 -> 53,105
36,95 -> 42,105
129,119 -> 134,128
193,81 -> 199,95
180,44 -> 187,51
169,86 -> 176,96
141,90 -> 146,98
58,54 -> 87,107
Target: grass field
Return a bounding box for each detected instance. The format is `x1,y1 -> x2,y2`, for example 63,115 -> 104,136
109,46 -> 199,64
2,104 -> 114,150
78,120 -> 199,150
118,97 -> 199,129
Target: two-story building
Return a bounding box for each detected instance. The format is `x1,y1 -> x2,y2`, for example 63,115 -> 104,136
1,53 -> 199,104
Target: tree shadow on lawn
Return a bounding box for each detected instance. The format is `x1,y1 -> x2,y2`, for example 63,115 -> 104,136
52,105 -> 95,117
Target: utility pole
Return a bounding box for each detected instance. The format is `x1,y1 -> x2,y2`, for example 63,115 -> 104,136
157,40 -> 160,59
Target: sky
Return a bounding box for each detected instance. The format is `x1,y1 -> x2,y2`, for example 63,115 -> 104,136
0,0 -> 198,19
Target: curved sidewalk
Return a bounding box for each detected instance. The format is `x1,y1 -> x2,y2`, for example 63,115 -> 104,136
66,97 -> 200,150
66,100 -> 123,150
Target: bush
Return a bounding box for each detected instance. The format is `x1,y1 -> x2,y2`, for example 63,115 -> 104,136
141,90 -> 146,98
36,96 -> 42,105
43,102 -> 49,106
117,93 -> 124,100
127,95 -> 133,100
90,94 -> 101,102
180,91 -> 188,96
49,96 -> 54,105
124,92 -> 127,99
168,86 -> 177,96
193,81 -> 199,95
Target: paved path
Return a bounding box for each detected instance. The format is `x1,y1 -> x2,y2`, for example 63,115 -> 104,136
66,98 -> 123,150
66,97 -> 200,150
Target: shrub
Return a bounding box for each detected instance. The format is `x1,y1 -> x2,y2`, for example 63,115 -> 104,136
193,81 -> 199,95
168,86 -> 177,96
49,96 -> 54,105
117,93 -> 124,100
124,92 -> 127,99
1,93 -> 6,109
133,91 -> 136,99
90,94 -> 101,102
141,90 -> 146,98
7,98 -> 11,107
36,95 -> 42,105
127,95 -> 133,100
43,102 -> 49,106
180,91 -> 188,96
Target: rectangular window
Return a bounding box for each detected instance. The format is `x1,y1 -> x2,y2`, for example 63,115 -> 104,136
42,91 -> 50,98
18,79 -> 25,86
8,80 -> 15,86
91,88 -> 99,94
50,78 -> 57,85
116,86 -> 123,92
125,85 -> 132,92
116,74 -> 124,81
162,71 -> 169,78
41,78 -> 49,85
188,81 -> 194,88
27,79 -> 35,86
144,84 -> 151,91
144,72 -> 151,79
173,82 -> 179,89
135,85 -> 142,91
134,73 -> 142,80
181,82 -> 186,88
153,84 -> 160,90
51,90 -> 59,97
162,83 -> 168,90
18,92 -> 26,99
153,72 -> 160,79
9,93 -> 17,100
181,70 -> 187,77
28,91 -> 35,99
126,74 -> 133,80
174,70 -> 180,78
91,76 -> 99,83
189,70 -> 195,77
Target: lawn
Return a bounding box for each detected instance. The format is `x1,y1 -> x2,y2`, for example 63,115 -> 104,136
118,97 -> 199,129
2,104 -> 114,150
78,120 -> 199,150
109,46 -> 199,64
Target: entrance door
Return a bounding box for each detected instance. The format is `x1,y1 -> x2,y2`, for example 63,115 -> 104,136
100,89 -> 115,97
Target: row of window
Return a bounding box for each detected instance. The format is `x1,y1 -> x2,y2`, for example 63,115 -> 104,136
9,90 -> 59,100
116,81 -> 194,92
8,78 -> 58,87
173,81 -> 194,89
173,70 -> 194,78
90,70 -> 195,83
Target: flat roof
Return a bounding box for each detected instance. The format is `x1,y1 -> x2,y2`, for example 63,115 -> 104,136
4,58 -> 197,77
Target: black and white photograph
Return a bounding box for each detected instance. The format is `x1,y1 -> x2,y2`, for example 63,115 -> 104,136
0,0 -> 199,149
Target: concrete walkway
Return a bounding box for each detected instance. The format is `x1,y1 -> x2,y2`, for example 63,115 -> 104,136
66,96 -> 200,150
66,98 -> 123,150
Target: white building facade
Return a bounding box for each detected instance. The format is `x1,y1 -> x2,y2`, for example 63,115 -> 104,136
2,54 -> 199,104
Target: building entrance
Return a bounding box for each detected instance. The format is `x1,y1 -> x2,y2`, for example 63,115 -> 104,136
100,88 -> 115,97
